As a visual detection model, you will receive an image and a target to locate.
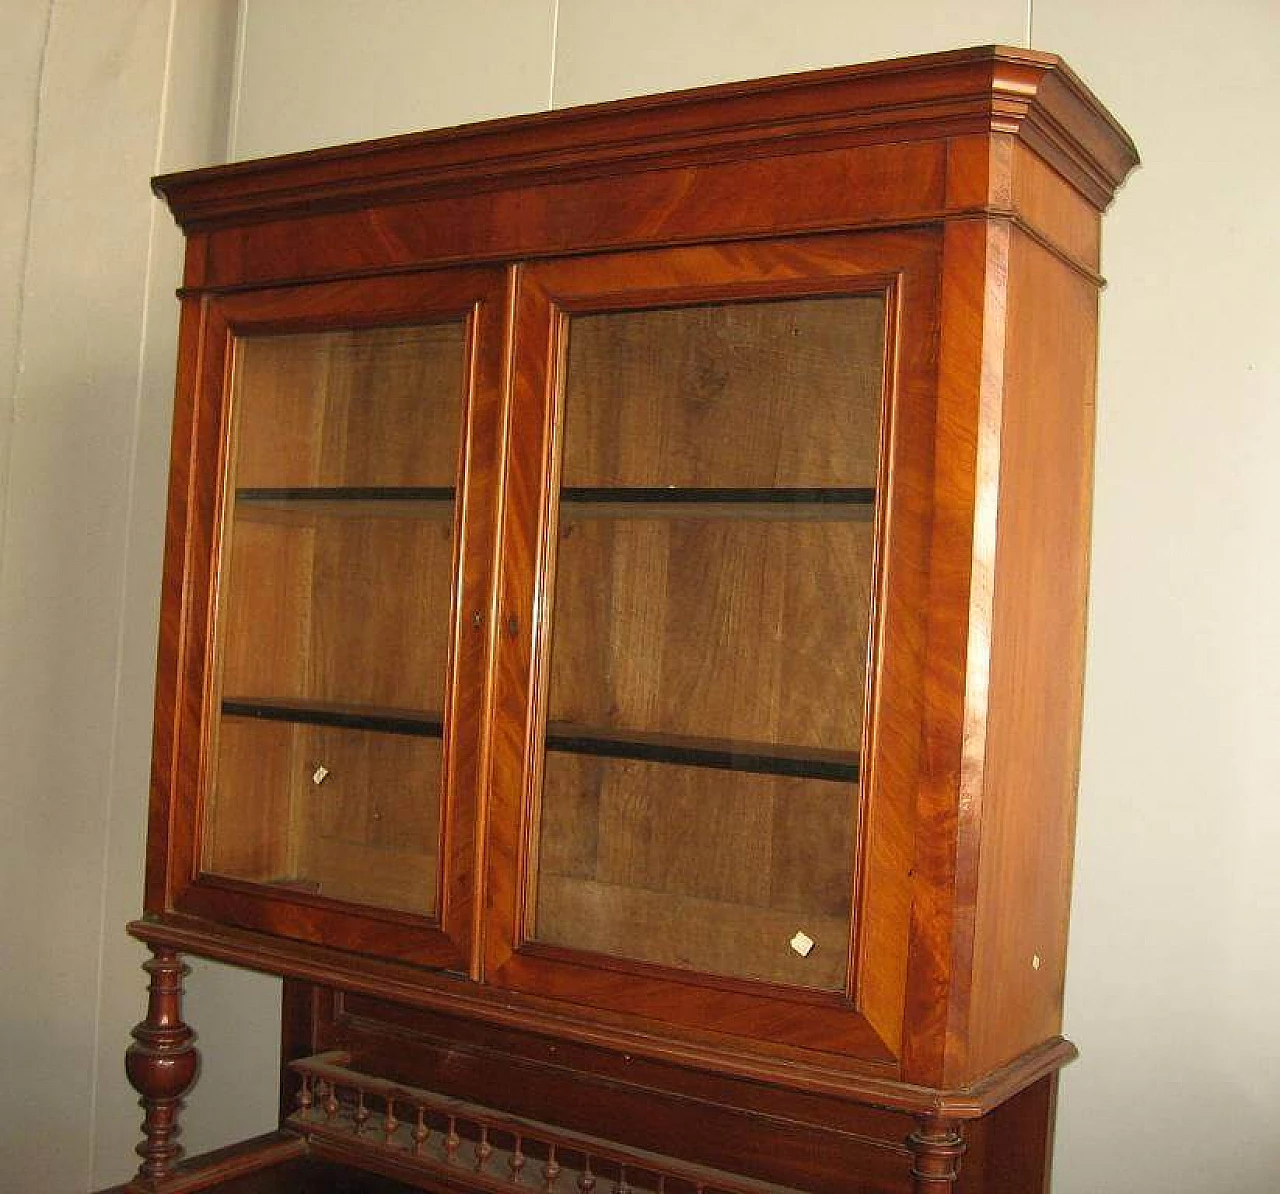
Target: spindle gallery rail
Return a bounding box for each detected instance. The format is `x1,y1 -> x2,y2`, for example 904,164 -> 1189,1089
286,1052 -> 803,1194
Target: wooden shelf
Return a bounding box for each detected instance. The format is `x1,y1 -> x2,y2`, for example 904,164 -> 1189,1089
559,486 -> 875,521
235,487 -> 455,520
544,721 -> 858,781
238,486 -> 456,502
220,700 -> 856,781
222,697 -> 443,738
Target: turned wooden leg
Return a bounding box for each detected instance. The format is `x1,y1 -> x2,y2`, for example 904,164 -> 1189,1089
907,1116 -> 966,1192
125,946 -> 200,1187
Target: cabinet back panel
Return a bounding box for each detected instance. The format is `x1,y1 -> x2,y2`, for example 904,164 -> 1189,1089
206,719 -> 442,915
220,512 -> 455,711
547,518 -> 874,748
204,718 -> 301,880
233,322 -> 465,489
562,297 -> 884,488
534,749 -> 856,988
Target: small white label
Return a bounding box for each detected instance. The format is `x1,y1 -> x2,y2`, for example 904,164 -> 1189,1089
789,930 -> 815,958
312,764 -> 330,786
1032,954 -> 1042,971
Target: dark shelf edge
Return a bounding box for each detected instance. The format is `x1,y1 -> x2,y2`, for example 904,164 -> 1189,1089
222,698 -> 444,738
219,699 -> 857,780
545,724 -> 859,781
560,486 -> 876,504
236,486 -> 455,502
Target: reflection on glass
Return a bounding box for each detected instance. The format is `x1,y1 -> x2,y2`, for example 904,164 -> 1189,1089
202,323 -> 465,916
531,296 -> 886,990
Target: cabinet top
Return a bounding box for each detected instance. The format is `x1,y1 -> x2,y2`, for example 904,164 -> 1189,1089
155,45 -> 1138,233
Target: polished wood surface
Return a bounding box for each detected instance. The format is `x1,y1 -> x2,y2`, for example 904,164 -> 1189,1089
527,291 -> 883,990
152,268 -> 508,969
154,46 -> 1135,232
124,947 -> 200,1185
961,229 -> 1101,1081
129,44 -> 1137,1194
484,231 -> 940,1060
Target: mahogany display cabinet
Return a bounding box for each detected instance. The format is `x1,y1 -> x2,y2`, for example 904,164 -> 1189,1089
109,45 -> 1137,1194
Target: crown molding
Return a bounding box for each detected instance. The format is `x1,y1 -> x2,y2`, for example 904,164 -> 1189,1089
154,45 -> 1138,231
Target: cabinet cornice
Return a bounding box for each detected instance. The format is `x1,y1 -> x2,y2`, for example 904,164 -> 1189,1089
153,45 -> 1137,232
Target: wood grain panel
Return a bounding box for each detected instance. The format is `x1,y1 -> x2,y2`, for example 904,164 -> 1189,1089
898,216 -> 1005,1088
535,757 -> 855,916
218,513 -> 453,711
587,762 -> 775,907
233,321 -> 465,489
195,143 -> 946,288
218,513 -> 315,698
561,297 -> 884,488
206,721 -> 442,916
962,230 -> 1099,1080
1011,143 -> 1101,273
535,876 -> 850,992
204,719 -> 299,881
485,231 -> 940,1061
533,754 -> 856,990
309,515 -> 454,709
309,729 -> 439,855
547,518 -> 874,748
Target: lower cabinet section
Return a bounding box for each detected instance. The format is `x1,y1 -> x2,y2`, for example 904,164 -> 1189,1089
114,958 -> 1065,1194
103,987 -> 1060,1194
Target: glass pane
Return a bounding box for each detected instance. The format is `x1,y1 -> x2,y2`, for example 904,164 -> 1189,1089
202,322 -> 465,916
531,295 -> 885,990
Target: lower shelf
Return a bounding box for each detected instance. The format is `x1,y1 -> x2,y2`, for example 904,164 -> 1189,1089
287,1051 -> 803,1194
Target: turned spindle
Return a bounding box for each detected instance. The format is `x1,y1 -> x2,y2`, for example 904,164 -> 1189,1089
906,1117 -> 966,1192
543,1144 -> 561,1191
124,946 -> 200,1187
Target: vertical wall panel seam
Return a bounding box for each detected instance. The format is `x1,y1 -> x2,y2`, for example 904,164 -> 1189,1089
227,0 -> 251,160
0,0 -> 56,597
548,0 -> 562,110
85,0 -> 182,1184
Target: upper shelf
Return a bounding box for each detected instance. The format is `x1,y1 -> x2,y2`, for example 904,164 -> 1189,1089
221,697 -> 857,782
234,486 -> 876,522
560,486 -> 876,521
238,487 -> 455,502
235,486 -> 455,521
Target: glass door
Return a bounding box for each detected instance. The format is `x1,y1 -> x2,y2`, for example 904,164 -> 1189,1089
534,294 -> 882,992
487,233 -> 940,1059
208,321 -> 464,914
171,269 -> 507,969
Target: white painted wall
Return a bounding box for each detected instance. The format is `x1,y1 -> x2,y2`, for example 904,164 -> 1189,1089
4,2 -> 1275,1191
0,2 -> 277,1190
1037,4 -> 1280,1190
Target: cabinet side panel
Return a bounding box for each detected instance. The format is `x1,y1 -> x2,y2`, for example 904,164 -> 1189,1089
965,230 -> 1099,1078
1010,145 -> 1101,274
